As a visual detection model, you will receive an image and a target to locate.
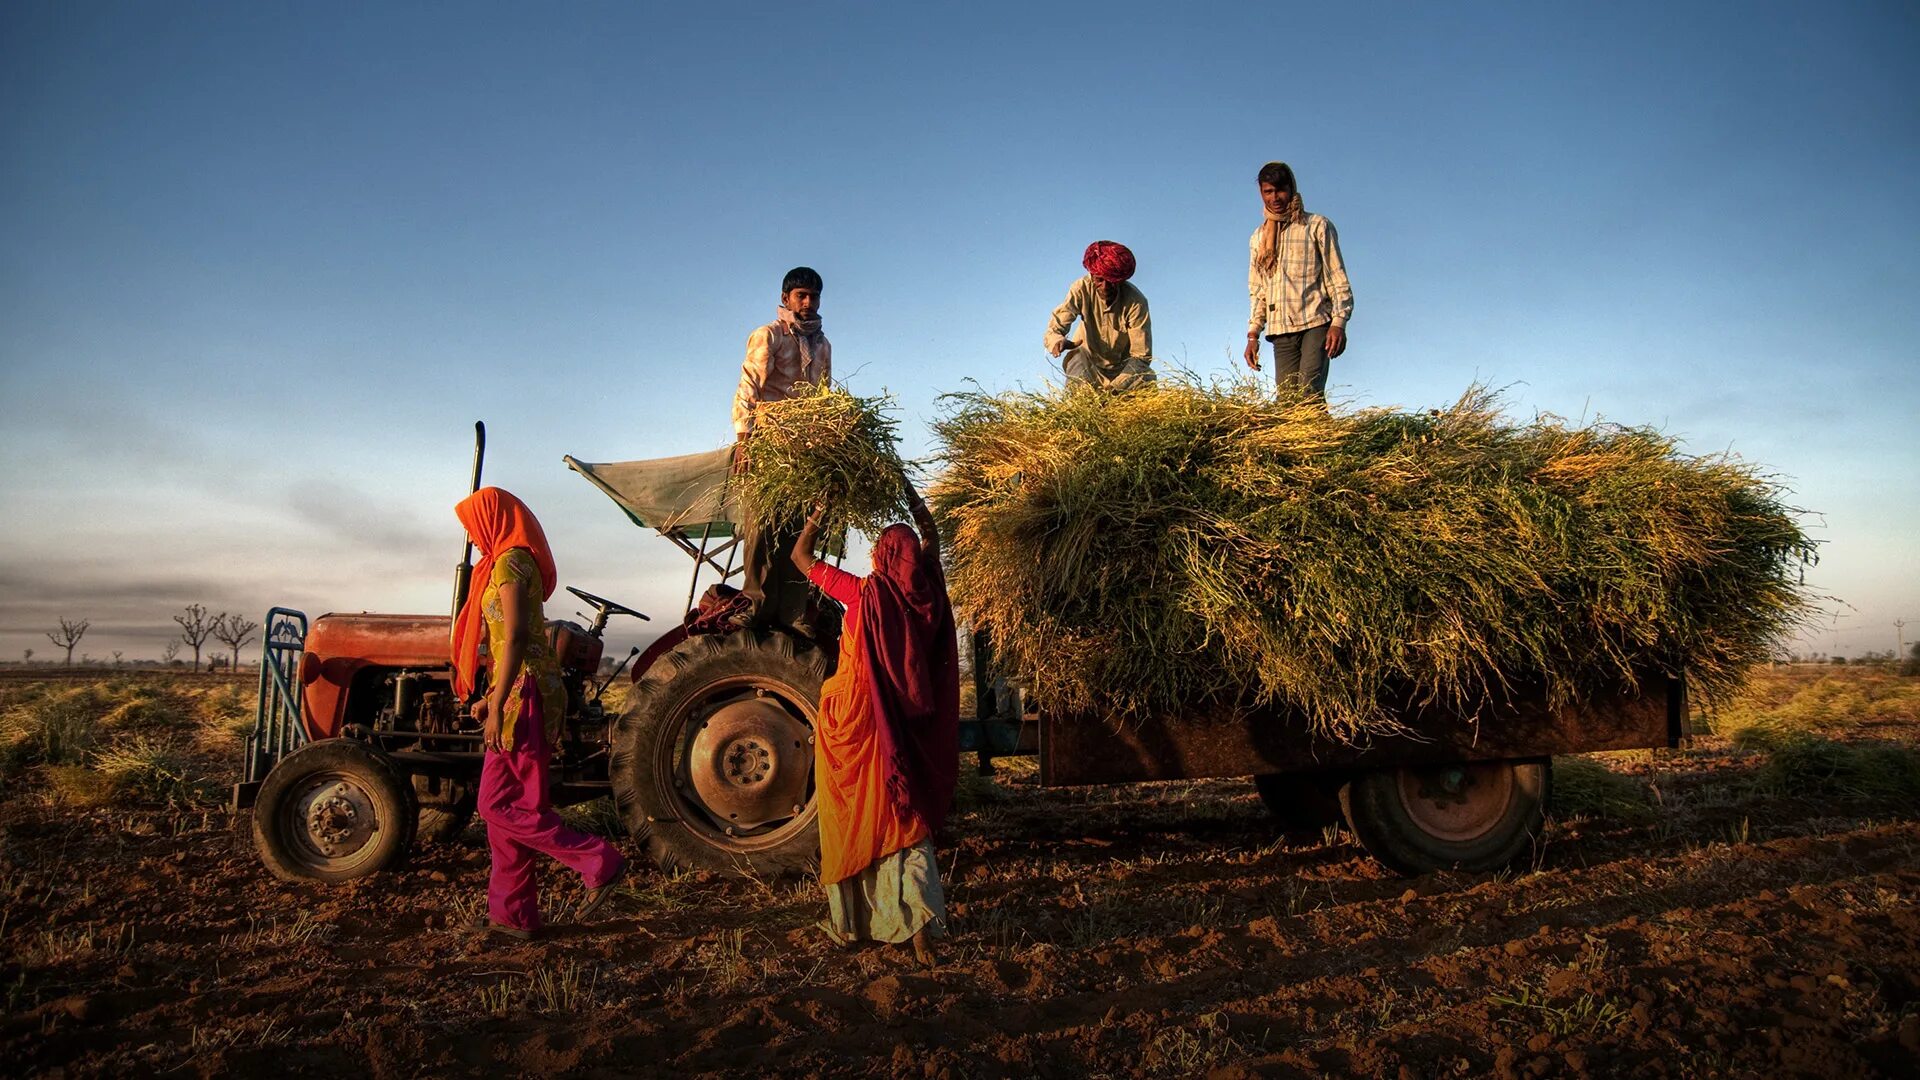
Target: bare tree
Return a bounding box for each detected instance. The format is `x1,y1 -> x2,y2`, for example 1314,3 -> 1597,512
22,648 -> 32,664
46,618 -> 89,666
213,614 -> 259,673
112,650 -> 124,667
173,604 -> 217,671
162,640 -> 181,665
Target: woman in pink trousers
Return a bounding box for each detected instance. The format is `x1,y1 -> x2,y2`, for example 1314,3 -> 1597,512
451,487 -> 624,940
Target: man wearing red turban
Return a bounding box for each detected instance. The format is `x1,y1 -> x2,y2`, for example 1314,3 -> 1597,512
1044,241 -> 1156,391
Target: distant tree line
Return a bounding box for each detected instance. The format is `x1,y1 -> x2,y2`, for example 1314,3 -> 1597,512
1778,644 -> 1920,675
20,605 -> 261,671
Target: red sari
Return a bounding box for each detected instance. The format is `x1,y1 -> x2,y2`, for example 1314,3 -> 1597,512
806,525 -> 960,885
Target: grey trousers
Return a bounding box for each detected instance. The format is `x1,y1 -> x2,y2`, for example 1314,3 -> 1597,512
1269,324 -> 1330,398
1062,345 -> 1155,391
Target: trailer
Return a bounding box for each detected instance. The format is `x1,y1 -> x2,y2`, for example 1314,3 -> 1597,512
235,431 -> 1690,882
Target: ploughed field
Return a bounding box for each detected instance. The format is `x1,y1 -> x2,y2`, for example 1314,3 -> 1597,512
3,667 -> 1918,1078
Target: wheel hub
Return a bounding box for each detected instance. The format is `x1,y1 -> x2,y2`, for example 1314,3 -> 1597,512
687,696 -> 812,829
296,778 -> 378,858
1397,762 -> 1515,843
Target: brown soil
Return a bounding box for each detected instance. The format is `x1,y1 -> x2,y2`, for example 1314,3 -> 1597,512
4,668 -> 1918,1078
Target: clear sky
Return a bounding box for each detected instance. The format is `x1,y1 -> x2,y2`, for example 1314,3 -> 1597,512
3,1 -> 1916,665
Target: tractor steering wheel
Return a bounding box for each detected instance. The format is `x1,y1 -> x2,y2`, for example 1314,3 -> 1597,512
566,586 -> 651,632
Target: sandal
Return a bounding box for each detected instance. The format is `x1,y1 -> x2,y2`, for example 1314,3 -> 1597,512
576,866 -> 624,922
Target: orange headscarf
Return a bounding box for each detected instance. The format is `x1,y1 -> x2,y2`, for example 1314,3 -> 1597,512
451,487 -> 559,697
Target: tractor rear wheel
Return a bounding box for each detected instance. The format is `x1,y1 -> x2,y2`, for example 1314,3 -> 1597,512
1340,758 -> 1550,876
612,629 -> 827,877
253,739 -> 418,882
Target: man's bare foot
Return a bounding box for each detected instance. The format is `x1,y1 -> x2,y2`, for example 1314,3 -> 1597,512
910,928 -> 935,967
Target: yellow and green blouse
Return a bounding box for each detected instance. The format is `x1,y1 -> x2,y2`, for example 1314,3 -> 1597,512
482,547 -> 566,747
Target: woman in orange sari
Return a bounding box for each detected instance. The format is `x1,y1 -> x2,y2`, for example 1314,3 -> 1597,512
792,484 -> 959,964
453,487 -> 624,941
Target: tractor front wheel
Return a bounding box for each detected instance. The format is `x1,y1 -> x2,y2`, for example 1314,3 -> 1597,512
613,630 -> 827,877
253,739 -> 418,882
1340,758 -> 1550,876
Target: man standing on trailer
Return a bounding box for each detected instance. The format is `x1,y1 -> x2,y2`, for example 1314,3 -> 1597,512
731,266 -> 832,628
1242,161 -> 1353,399
1045,241 -> 1156,391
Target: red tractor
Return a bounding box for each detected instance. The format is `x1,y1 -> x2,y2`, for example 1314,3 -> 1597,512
234,427 -> 838,880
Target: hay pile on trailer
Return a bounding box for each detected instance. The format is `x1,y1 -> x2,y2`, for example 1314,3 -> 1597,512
739,383 -> 913,537
930,381 -> 1815,742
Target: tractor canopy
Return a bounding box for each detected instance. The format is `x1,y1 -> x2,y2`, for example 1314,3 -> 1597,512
565,447 -> 744,540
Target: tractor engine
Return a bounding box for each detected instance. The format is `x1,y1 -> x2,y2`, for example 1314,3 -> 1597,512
547,619 -> 610,746
374,669 -> 461,742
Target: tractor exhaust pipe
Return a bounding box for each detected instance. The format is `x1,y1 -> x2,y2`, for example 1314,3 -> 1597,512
451,421 -> 487,622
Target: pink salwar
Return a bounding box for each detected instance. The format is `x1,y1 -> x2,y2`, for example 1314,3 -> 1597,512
477,686 -> 623,931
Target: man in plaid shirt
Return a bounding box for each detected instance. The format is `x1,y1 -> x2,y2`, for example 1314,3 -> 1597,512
1242,161 -> 1353,399
731,265 -> 830,629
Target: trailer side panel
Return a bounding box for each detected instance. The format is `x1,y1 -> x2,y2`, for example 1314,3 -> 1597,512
1039,676 -> 1684,786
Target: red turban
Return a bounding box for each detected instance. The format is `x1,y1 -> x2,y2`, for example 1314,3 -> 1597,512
1081,241 -> 1136,284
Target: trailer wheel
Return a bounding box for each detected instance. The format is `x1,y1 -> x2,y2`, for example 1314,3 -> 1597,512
1252,772 -> 1348,833
413,775 -> 476,845
613,630 -> 827,877
1340,758 -> 1550,876
253,739 -> 418,882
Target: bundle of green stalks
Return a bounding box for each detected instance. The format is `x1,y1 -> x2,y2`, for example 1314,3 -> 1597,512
931,380 -> 1815,743
740,383 -> 913,537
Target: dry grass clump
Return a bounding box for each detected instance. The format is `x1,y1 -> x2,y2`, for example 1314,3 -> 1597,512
41,765 -> 116,807
1551,756 -> 1658,824
196,682 -> 255,732
92,737 -> 210,807
2,684 -> 112,773
739,383 -> 912,536
931,379 -> 1814,741
557,796 -> 624,837
1709,671 -> 1920,743
1747,735 -> 1920,800
1707,670 -> 1920,801
1,679 -> 215,806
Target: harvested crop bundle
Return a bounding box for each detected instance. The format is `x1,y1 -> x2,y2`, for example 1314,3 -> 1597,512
740,383 -> 912,537
931,380 -> 1814,742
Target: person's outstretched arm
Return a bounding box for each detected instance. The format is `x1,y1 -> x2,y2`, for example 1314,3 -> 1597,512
904,476 -> 940,559
791,504 -> 825,574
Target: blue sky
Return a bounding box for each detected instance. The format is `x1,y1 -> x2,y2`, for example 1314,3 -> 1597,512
2,1 -> 1916,664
